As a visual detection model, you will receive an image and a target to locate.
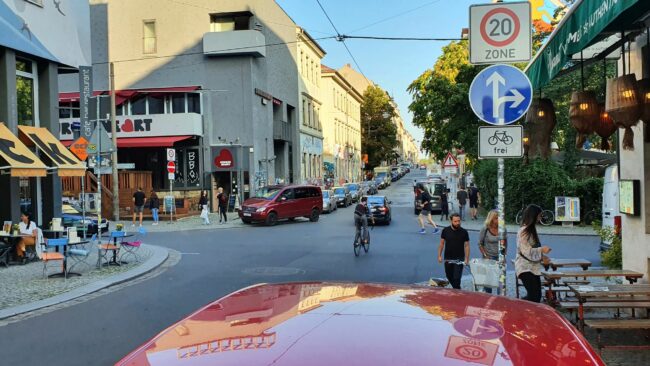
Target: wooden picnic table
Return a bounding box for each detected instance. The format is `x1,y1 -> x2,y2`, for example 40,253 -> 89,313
543,258 -> 592,271
542,270 -> 644,285
566,284 -> 650,332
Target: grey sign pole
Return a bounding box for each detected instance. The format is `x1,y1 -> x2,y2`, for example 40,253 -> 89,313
79,66 -> 93,140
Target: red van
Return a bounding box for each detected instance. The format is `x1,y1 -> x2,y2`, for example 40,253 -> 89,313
239,185 -> 322,226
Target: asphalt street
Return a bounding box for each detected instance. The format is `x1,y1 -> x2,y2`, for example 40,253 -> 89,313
0,170 -> 602,366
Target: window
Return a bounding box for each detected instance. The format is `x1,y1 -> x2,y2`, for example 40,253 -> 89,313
16,58 -> 36,127
116,103 -> 124,116
210,12 -> 251,32
59,103 -> 71,119
302,99 -> 307,125
148,95 -> 164,114
187,93 -> 201,114
172,94 -> 186,113
307,102 -> 312,127
294,187 -> 308,199
143,20 -> 157,54
131,95 -> 147,115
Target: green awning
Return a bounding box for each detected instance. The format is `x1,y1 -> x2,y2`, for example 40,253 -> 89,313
525,0 -> 641,89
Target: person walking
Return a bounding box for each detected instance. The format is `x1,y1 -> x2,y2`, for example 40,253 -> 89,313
199,190 -> 210,225
515,204 -> 552,302
132,187 -> 146,227
149,190 -> 160,225
440,188 -> 449,221
468,183 -> 481,220
456,186 -> 468,221
416,186 -> 440,235
217,187 -> 228,224
438,213 -> 470,289
478,209 -> 507,294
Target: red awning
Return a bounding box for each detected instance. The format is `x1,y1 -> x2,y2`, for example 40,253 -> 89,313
59,86 -> 200,104
61,136 -> 192,148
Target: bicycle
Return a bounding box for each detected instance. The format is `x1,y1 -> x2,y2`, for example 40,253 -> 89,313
353,216 -> 373,257
515,206 -> 555,226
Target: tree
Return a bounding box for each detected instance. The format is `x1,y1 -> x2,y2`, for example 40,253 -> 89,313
360,85 -> 398,170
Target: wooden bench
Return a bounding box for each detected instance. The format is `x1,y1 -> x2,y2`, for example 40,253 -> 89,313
584,319 -> 650,353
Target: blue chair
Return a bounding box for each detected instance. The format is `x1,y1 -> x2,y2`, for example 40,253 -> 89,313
68,234 -> 95,274
42,238 -> 67,278
120,227 -> 145,264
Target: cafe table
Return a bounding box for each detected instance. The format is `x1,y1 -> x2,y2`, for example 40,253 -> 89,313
566,284 -> 650,331
543,258 -> 592,271
0,233 -> 31,266
100,232 -> 134,266
542,270 -> 644,306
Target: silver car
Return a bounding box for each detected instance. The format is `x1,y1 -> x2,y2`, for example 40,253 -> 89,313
344,183 -> 361,202
321,189 -> 337,213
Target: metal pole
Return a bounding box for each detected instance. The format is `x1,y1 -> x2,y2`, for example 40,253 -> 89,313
497,117 -> 507,295
169,179 -> 173,224
110,62 -> 119,222
95,97 -> 102,238
81,176 -> 86,239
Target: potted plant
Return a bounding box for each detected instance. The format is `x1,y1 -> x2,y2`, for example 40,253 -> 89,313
116,223 -> 124,232
12,224 -> 20,236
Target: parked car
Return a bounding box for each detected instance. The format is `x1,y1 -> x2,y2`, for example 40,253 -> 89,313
332,186 -> 352,207
361,181 -> 378,195
344,183 -> 361,202
239,185 -> 322,226
375,176 -> 387,189
321,189 -> 337,213
116,282 -> 604,366
61,204 -> 109,234
367,195 -> 392,225
391,171 -> 399,182
414,180 -> 446,215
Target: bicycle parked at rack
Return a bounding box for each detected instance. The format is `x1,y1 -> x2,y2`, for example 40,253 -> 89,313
515,206 -> 555,226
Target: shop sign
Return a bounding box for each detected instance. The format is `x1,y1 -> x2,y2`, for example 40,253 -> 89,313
78,66 -> 94,139
186,148 -> 200,185
213,147 -> 235,170
59,113 -> 202,140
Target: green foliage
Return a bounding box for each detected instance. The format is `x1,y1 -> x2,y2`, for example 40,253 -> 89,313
595,224 -> 622,269
361,85 -> 398,170
473,158 -> 603,222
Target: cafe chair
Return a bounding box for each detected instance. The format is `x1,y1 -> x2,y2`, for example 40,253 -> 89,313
97,231 -> 123,268
68,234 -> 95,273
120,227 -> 145,264
41,238 -> 66,279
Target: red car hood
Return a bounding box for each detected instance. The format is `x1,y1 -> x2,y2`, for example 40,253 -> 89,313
241,198 -> 271,208
116,282 -> 603,366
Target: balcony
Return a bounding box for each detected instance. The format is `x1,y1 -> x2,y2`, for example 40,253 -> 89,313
203,30 -> 266,57
273,121 -> 292,142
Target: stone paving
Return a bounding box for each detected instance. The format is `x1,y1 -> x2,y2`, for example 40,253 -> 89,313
0,244 -> 153,311
114,211 -> 244,233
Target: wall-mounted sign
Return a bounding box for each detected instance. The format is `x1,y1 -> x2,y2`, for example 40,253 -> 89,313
213,147 -> 235,170
619,180 -> 640,216
59,113 -> 202,140
186,148 -> 200,185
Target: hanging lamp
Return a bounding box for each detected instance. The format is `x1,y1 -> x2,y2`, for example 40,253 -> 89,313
606,33 -> 641,150
525,96 -> 556,158
569,51 -> 598,149
596,103 -> 617,150
637,28 -> 650,123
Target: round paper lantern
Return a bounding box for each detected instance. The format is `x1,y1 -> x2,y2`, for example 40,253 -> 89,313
569,91 -> 599,149
606,74 -> 641,150
595,103 -> 616,151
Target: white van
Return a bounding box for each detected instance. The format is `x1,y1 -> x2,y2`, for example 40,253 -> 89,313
601,164 -> 620,251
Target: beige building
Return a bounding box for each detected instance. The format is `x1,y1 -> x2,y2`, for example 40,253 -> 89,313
320,65 -> 363,183
338,64 -> 418,165
296,27 -> 325,185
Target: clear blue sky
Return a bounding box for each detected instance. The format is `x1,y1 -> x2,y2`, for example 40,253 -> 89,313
276,0 -> 477,147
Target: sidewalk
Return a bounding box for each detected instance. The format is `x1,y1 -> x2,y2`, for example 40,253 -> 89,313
114,212 -> 245,233
459,217 -> 598,237
0,243 -> 169,320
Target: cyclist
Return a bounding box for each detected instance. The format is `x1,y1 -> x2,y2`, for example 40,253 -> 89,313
354,196 -> 374,244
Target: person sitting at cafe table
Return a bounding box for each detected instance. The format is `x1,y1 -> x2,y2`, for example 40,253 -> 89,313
17,212 -> 37,263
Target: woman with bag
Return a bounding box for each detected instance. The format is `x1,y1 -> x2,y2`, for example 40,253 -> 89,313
199,191 -> 210,225
515,204 -> 552,302
149,190 -> 160,225
478,209 -> 506,294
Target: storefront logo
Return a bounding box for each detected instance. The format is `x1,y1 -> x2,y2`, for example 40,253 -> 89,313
60,118 -> 153,137
214,149 -> 234,169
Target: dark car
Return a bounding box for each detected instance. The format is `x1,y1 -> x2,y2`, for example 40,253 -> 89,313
374,176 -> 386,189
239,185 -> 322,226
361,181 -> 378,195
62,204 -> 109,234
332,187 -> 352,207
390,171 -> 399,182
414,180 -> 446,215
116,282 -> 605,366
344,183 -> 361,202
367,195 -> 392,225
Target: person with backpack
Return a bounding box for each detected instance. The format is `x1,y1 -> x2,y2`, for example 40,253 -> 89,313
468,183 -> 481,220
217,187 -> 228,223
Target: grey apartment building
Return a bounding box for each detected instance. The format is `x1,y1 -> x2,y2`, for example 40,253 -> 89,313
59,0 -> 300,210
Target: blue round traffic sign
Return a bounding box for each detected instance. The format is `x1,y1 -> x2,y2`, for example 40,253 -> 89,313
469,64 -> 532,125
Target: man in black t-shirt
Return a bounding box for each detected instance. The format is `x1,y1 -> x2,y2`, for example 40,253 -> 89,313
132,187 -> 146,227
468,183 -> 481,220
437,213 -> 470,289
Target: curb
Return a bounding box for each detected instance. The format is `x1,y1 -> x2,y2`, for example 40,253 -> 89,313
0,243 -> 169,320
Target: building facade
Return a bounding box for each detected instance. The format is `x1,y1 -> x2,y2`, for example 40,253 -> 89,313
320,65 -> 362,184
0,0 -> 90,224
296,27 -> 325,185
59,0 -> 300,211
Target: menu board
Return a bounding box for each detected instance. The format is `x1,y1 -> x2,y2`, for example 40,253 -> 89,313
619,180 -> 640,216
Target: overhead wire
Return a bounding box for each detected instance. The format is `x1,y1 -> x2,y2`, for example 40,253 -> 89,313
346,0 -> 444,34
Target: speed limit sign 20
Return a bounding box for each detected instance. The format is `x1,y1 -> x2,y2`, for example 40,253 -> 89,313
469,2 -> 531,64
